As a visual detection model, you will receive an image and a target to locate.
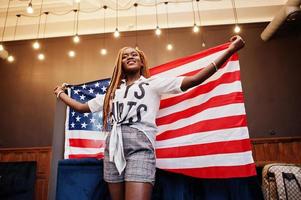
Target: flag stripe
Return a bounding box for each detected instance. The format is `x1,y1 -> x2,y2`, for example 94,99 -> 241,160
69,152 -> 104,159
163,163 -> 257,178
156,139 -> 252,158
150,43 -> 230,75
156,115 -> 247,141
155,126 -> 249,149
158,103 -> 246,134
157,92 -> 244,126
180,54 -> 238,77
69,138 -> 105,148
157,81 -> 242,118
159,70 -> 241,109
156,151 -> 254,169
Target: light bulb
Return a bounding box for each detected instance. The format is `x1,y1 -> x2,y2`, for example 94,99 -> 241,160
166,44 -> 173,51
38,53 -> 45,60
202,42 -> 206,47
0,44 -> 4,51
32,41 -> 40,49
27,3 -> 34,14
193,24 -> 199,33
114,28 -> 120,38
68,50 -> 76,57
73,35 -> 80,43
234,25 -> 241,33
155,26 -> 161,36
100,48 -> 107,55
7,55 -> 14,62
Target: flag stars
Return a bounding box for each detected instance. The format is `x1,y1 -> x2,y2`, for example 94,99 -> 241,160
84,113 -> 89,117
101,86 -> 107,92
82,84 -> 87,89
81,122 -> 88,128
70,122 -> 75,128
95,82 -> 100,87
89,88 -> 94,94
90,117 -> 96,124
74,89 -> 80,95
71,111 -> 75,117
76,116 -> 81,122
80,94 -> 86,100
96,124 -> 102,130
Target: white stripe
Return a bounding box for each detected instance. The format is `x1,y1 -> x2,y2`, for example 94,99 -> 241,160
157,81 -> 242,118
161,61 -> 240,100
155,126 -> 249,148
157,103 -> 246,134
156,50 -> 227,77
68,146 -> 105,155
66,130 -> 107,140
156,151 -> 254,169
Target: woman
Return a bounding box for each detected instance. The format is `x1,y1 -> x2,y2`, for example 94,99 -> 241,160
54,35 -> 245,200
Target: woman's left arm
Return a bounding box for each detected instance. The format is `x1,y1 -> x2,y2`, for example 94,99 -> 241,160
181,35 -> 245,91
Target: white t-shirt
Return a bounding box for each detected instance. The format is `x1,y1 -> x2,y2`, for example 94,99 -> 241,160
88,75 -> 184,173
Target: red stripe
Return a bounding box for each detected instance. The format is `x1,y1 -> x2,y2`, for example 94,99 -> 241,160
157,92 -> 244,126
156,115 -> 247,141
150,43 -> 231,75
162,163 -> 257,178
68,152 -> 104,159
181,54 -> 239,77
159,71 -> 241,109
69,139 -> 105,148
156,139 -> 252,158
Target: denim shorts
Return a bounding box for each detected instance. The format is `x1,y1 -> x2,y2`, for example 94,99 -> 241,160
103,126 -> 156,185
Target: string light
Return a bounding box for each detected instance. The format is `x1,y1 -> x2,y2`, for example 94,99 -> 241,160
134,3 -> 138,47
100,48 -> 107,55
27,1 -> 34,14
154,0 -> 161,36
100,5 -> 108,55
7,55 -> 14,62
165,2 -> 173,51
113,0 -> 120,38
191,0 -> 199,33
196,0 -> 206,47
68,50 -> 76,57
38,53 -> 45,60
73,5 -> 80,44
32,0 -> 44,50
231,0 -> 241,33
0,0 -> 11,52
42,12 -> 49,38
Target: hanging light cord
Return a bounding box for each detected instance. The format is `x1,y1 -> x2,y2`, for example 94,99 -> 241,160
103,5 -> 107,47
37,0 -> 44,38
43,12 -> 48,38
155,0 -> 159,27
135,3 -> 138,46
191,0 -> 196,25
196,0 -> 201,25
116,0 -> 118,29
76,3 -> 80,35
165,1 -> 169,41
13,15 -> 21,41
1,0 -> 12,42
231,0 -> 238,24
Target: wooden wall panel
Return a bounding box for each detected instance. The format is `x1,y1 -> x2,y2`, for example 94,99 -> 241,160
251,137 -> 301,166
0,147 -> 51,200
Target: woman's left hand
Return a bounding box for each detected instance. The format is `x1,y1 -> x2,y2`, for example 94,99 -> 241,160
228,35 -> 245,53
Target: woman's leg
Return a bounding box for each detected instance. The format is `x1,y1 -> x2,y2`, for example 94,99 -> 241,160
108,182 -> 125,200
125,182 -> 153,200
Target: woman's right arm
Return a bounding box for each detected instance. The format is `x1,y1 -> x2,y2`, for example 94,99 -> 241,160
54,86 -> 91,113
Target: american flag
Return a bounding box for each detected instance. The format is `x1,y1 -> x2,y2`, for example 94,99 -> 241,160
64,78 -> 110,159
64,43 -> 256,178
